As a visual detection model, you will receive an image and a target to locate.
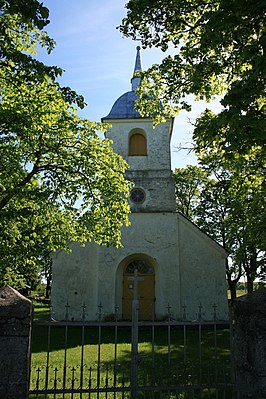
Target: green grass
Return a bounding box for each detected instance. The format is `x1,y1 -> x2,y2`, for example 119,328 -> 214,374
32,300 -> 50,321
227,289 -> 247,299
30,303 -> 233,398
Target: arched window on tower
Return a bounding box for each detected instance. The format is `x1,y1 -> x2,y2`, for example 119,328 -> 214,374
129,131 -> 147,156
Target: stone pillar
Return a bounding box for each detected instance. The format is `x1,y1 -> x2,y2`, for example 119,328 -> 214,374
233,287 -> 266,398
0,286 -> 33,399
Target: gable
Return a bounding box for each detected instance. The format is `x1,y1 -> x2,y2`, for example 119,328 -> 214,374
176,212 -> 228,258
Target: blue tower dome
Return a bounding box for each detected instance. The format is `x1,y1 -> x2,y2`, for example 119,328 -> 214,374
103,46 -> 143,120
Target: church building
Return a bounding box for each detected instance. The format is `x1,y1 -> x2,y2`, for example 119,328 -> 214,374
51,47 -> 228,321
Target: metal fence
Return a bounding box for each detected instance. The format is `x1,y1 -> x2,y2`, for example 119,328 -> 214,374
29,304 -> 238,398
29,272 -> 240,398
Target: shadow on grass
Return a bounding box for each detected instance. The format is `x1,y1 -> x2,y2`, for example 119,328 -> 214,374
31,323 -> 230,354
30,304 -> 233,398
30,324 -> 233,398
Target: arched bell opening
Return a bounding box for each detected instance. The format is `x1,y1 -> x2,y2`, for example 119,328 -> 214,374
128,128 -> 147,156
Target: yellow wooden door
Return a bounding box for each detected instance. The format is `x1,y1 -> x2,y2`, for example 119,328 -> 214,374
122,261 -> 155,320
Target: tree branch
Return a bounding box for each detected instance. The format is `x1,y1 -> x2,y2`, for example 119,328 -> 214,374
0,155 -> 41,210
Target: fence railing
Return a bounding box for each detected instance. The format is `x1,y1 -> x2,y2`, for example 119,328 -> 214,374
29,301 -> 236,398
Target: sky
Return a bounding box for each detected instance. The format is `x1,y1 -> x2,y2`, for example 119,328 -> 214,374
38,0 -> 221,169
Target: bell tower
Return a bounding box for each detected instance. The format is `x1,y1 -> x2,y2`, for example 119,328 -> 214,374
102,47 -> 175,213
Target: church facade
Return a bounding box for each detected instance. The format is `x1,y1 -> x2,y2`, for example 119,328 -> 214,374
51,48 -> 228,321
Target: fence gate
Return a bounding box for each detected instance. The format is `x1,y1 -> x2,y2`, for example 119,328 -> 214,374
29,278 -> 239,398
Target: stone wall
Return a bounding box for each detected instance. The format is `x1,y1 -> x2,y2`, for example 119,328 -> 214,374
0,286 -> 33,399
233,288 -> 266,398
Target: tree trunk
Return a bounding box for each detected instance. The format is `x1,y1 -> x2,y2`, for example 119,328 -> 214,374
45,274 -> 51,299
246,248 -> 257,293
226,258 -> 240,302
247,279 -> 253,293
227,270 -> 237,302
228,280 -> 237,301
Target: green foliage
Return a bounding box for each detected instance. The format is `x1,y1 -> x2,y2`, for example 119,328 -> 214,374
0,0 -> 131,289
174,165 -> 265,296
193,110 -> 266,291
121,0 -> 266,293
120,0 -> 266,139
173,165 -> 209,218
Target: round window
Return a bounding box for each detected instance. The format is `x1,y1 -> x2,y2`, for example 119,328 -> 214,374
130,188 -> 146,204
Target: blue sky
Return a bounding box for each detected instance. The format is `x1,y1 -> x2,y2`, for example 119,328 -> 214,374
39,0 -> 220,169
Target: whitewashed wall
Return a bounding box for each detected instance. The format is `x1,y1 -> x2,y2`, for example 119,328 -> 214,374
51,212 -> 228,321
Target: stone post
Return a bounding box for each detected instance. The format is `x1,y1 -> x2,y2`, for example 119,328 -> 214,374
0,286 -> 33,399
233,287 -> 266,398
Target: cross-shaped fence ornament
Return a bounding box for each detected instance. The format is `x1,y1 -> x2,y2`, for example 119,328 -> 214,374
65,302 -> 70,321
213,303 -> 217,321
81,303 -> 86,321
98,302 -> 103,321
198,303 -> 203,321
114,305 -> 119,321
49,304 -> 53,321
167,303 -> 172,321
182,304 -> 187,320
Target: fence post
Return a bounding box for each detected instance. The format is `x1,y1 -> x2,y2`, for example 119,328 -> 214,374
233,287 -> 266,398
0,286 -> 33,399
131,269 -> 139,399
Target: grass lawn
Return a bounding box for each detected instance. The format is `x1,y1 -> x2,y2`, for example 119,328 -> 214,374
30,302 -> 232,399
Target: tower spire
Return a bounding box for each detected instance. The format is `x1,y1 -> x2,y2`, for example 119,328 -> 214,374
131,46 -> 142,92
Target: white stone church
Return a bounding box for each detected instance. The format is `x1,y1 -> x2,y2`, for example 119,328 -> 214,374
51,48 -> 228,321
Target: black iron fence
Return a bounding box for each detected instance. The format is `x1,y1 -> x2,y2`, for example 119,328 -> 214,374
29,302 -> 237,398
29,270 -> 241,398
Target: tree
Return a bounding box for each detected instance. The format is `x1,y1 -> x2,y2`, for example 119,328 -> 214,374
0,1 -> 131,289
194,110 -> 266,293
120,0 -> 266,294
120,0 -> 265,149
194,174 -> 243,300
174,165 -> 265,299
173,165 -> 209,219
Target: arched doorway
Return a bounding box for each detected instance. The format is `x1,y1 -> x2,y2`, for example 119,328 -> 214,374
122,259 -> 155,320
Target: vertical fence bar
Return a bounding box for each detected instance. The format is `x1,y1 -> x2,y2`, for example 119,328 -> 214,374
191,365 -> 195,399
159,366 -> 163,399
121,367 -> 125,399
80,304 -> 86,398
131,269 -> 139,399
113,305 -> 118,399
183,363 -> 187,399
35,367 -> 41,394
197,304 -> 203,399
62,302 -> 69,398
198,304 -> 202,366
88,366 -> 92,399
229,303 -> 238,399
182,304 -> 187,368
97,304 -> 102,399
44,306 -> 52,399
105,366 -> 109,399
151,312 -> 155,398
44,326 -> 51,398
167,304 -> 171,398
207,364 -> 211,399
167,303 -> 171,368
53,367 -> 58,399
71,366 -> 76,398
175,364 -> 179,398
213,304 -> 218,364
222,364 -> 227,399
183,324 -> 187,365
